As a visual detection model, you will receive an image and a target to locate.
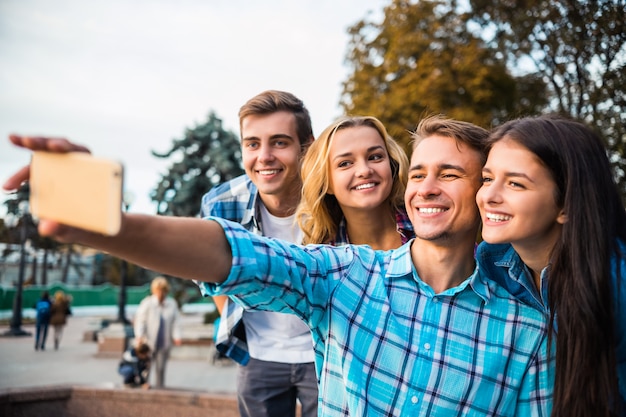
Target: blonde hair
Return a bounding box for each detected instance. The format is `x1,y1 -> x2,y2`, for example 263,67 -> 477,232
54,290 -> 66,302
151,276 -> 170,293
297,116 -> 408,244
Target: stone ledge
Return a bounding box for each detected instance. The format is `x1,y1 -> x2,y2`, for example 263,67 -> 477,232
0,385 -> 239,417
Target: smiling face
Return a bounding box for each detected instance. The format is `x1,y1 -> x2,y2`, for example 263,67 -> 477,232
405,134 -> 483,243
327,125 -> 394,214
477,138 -> 566,254
241,111 -> 303,212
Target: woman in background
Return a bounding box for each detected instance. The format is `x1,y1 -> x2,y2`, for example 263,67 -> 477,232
50,290 -> 72,350
34,290 -> 52,351
476,114 -> 626,417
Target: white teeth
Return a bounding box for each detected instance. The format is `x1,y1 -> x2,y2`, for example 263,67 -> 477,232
258,170 -> 280,175
418,207 -> 446,214
486,213 -> 512,222
355,183 -> 375,190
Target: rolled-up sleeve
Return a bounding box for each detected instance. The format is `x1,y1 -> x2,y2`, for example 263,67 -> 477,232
196,217 -> 354,328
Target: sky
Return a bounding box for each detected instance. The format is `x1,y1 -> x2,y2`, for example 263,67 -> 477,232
0,0 -> 387,216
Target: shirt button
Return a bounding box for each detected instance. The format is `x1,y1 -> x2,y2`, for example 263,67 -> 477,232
411,396 -> 419,404
424,343 -> 431,351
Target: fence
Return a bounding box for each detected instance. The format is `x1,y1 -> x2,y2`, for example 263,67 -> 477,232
0,283 -> 210,311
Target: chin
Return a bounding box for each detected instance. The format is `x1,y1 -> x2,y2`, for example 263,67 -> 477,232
480,231 -> 508,245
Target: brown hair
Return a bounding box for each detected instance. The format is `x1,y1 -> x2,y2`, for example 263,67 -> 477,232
238,90 -> 314,150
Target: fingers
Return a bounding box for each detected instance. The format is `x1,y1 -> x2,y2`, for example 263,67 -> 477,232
37,220 -> 85,243
4,135 -> 92,192
2,165 -> 31,192
8,134 -> 91,153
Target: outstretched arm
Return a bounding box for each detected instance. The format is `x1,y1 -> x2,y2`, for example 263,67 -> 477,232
3,135 -> 232,284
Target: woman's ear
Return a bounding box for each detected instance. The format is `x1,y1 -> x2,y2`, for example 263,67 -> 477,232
556,209 -> 568,224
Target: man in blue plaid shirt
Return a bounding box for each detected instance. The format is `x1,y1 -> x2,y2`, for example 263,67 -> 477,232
7,115 -> 553,416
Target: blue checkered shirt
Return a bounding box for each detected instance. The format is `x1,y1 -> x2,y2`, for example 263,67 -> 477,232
199,175 -> 261,365
197,217 -> 554,417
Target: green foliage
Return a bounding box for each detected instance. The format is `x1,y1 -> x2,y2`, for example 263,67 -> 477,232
341,0 -> 547,148
1,183 -> 61,254
469,0 -> 626,201
151,111 -> 244,216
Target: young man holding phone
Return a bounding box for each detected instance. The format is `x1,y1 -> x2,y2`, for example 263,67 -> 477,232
5,114 -> 553,416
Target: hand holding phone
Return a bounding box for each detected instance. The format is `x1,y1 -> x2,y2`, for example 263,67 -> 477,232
29,152 -> 124,235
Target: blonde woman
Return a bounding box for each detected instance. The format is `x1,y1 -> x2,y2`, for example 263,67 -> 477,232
297,116 -> 412,249
50,290 -> 71,350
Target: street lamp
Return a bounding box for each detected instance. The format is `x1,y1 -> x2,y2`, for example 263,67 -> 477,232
116,191 -> 135,325
3,201 -> 32,337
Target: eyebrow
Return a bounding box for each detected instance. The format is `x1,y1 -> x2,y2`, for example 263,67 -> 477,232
242,133 -> 295,142
333,145 -> 385,161
482,167 -> 534,182
409,163 -> 467,173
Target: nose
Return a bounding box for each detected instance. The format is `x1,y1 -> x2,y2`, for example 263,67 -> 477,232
355,160 -> 373,178
477,181 -> 502,206
257,144 -> 275,163
416,175 -> 441,198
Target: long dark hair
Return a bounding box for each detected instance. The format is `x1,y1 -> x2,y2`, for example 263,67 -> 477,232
487,114 -> 626,417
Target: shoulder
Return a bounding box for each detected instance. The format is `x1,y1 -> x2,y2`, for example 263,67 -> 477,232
203,175 -> 256,203
480,273 -> 546,323
137,295 -> 154,309
201,175 -> 257,219
476,242 -> 520,280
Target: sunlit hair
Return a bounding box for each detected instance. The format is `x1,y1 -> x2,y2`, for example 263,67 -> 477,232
487,114 -> 626,417
238,90 -> 314,151
54,291 -> 66,302
410,114 -> 489,164
297,116 -> 408,244
151,276 -> 170,293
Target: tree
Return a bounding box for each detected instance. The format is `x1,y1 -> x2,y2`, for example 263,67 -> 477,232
469,0 -> 626,200
341,0 -> 547,147
151,111 -> 244,216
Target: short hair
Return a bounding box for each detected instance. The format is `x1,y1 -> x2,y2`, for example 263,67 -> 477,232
136,342 -> 151,355
297,116 -> 408,244
238,90 -> 314,150
150,276 -> 170,293
410,114 -> 489,165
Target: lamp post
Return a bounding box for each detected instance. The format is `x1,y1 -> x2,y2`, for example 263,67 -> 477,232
3,201 -> 32,337
116,191 -> 135,325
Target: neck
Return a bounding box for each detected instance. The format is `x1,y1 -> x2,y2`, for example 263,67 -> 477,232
410,237 -> 476,294
512,246 -> 551,291
511,229 -> 560,291
344,205 -> 401,250
259,192 -> 300,218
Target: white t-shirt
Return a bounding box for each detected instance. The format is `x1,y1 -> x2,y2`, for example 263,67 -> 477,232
241,204 -> 315,363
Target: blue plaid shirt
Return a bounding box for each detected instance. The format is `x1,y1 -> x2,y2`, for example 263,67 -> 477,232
198,218 -> 554,417
199,175 -> 263,365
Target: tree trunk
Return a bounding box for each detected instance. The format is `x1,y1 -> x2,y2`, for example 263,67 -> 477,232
61,247 -> 73,284
41,248 -> 49,286
30,252 -> 37,286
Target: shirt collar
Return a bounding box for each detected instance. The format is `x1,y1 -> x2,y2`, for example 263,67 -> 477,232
388,240 -> 490,302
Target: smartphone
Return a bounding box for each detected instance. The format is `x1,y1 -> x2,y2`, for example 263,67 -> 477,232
29,151 -> 124,235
